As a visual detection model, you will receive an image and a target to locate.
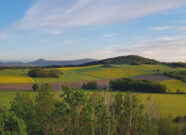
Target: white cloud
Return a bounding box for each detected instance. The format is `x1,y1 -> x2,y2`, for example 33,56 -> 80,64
104,33 -> 121,38
17,0 -> 186,30
150,26 -> 173,31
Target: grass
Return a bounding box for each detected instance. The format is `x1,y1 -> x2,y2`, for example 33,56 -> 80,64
0,69 -> 34,83
33,65 -> 102,83
83,64 -> 175,78
88,91 -> 186,117
0,91 -> 36,108
161,79 -> 186,92
139,93 -> 186,117
0,91 -> 186,117
35,64 -> 174,83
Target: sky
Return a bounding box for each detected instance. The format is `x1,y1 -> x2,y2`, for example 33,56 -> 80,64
0,0 -> 186,62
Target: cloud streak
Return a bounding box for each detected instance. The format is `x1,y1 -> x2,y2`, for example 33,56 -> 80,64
18,0 -> 186,30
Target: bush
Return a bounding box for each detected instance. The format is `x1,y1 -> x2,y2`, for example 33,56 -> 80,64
82,81 -> 98,90
28,68 -> 61,78
164,70 -> 186,82
110,78 -> 167,93
32,83 -> 39,92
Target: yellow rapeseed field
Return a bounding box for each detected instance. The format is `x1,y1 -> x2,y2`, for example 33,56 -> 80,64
57,65 -> 102,71
0,76 -> 34,83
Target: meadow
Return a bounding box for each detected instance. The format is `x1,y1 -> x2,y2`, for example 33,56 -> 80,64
161,79 -> 186,92
0,91 -> 185,117
0,64 -> 185,92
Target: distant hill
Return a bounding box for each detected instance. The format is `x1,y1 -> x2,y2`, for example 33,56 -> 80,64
1,55 -> 184,67
0,62 -> 27,67
81,55 -> 161,66
0,58 -> 96,67
28,58 -> 96,66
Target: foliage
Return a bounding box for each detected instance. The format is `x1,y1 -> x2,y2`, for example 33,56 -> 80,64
164,70 -> 186,82
0,85 -> 184,135
110,78 -> 167,93
28,68 -> 61,78
32,83 -> 39,92
10,93 -> 38,135
0,104 -> 27,135
167,62 -> 186,68
82,81 -> 98,90
1,91 -> 186,117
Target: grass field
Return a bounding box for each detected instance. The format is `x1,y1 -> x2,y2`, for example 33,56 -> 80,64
33,66 -> 102,83
0,69 -> 34,83
0,91 -> 185,117
161,79 -> 186,92
0,64 -> 185,92
0,91 -> 36,107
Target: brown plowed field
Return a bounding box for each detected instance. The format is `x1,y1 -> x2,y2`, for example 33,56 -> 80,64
0,79 -> 111,91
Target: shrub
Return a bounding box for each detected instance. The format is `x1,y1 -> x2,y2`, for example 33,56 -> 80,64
82,81 -> 98,90
32,83 -> 39,92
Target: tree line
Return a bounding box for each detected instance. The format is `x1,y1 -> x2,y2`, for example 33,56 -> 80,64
109,78 -> 167,93
28,68 -> 61,78
0,84 -> 185,135
164,70 -> 186,82
82,79 -> 167,94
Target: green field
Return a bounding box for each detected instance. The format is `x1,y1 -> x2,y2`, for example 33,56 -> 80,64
0,91 -> 185,117
161,79 -> 186,92
0,91 -> 36,107
0,64 -> 185,92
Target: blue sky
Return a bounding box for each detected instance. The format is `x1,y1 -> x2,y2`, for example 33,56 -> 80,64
0,0 -> 186,62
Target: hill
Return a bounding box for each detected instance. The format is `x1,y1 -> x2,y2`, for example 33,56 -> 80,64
81,55 -> 160,66
28,58 -> 96,66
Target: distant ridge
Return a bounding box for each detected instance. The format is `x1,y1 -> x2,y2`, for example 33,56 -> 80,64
28,58 -> 96,66
0,55 -> 185,67
0,58 -> 96,67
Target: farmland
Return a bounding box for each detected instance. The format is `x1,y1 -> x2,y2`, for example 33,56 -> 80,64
0,64 -> 186,92
0,69 -> 34,83
0,91 -> 185,117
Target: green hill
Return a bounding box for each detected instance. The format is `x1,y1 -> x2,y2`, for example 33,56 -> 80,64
82,55 -> 160,66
